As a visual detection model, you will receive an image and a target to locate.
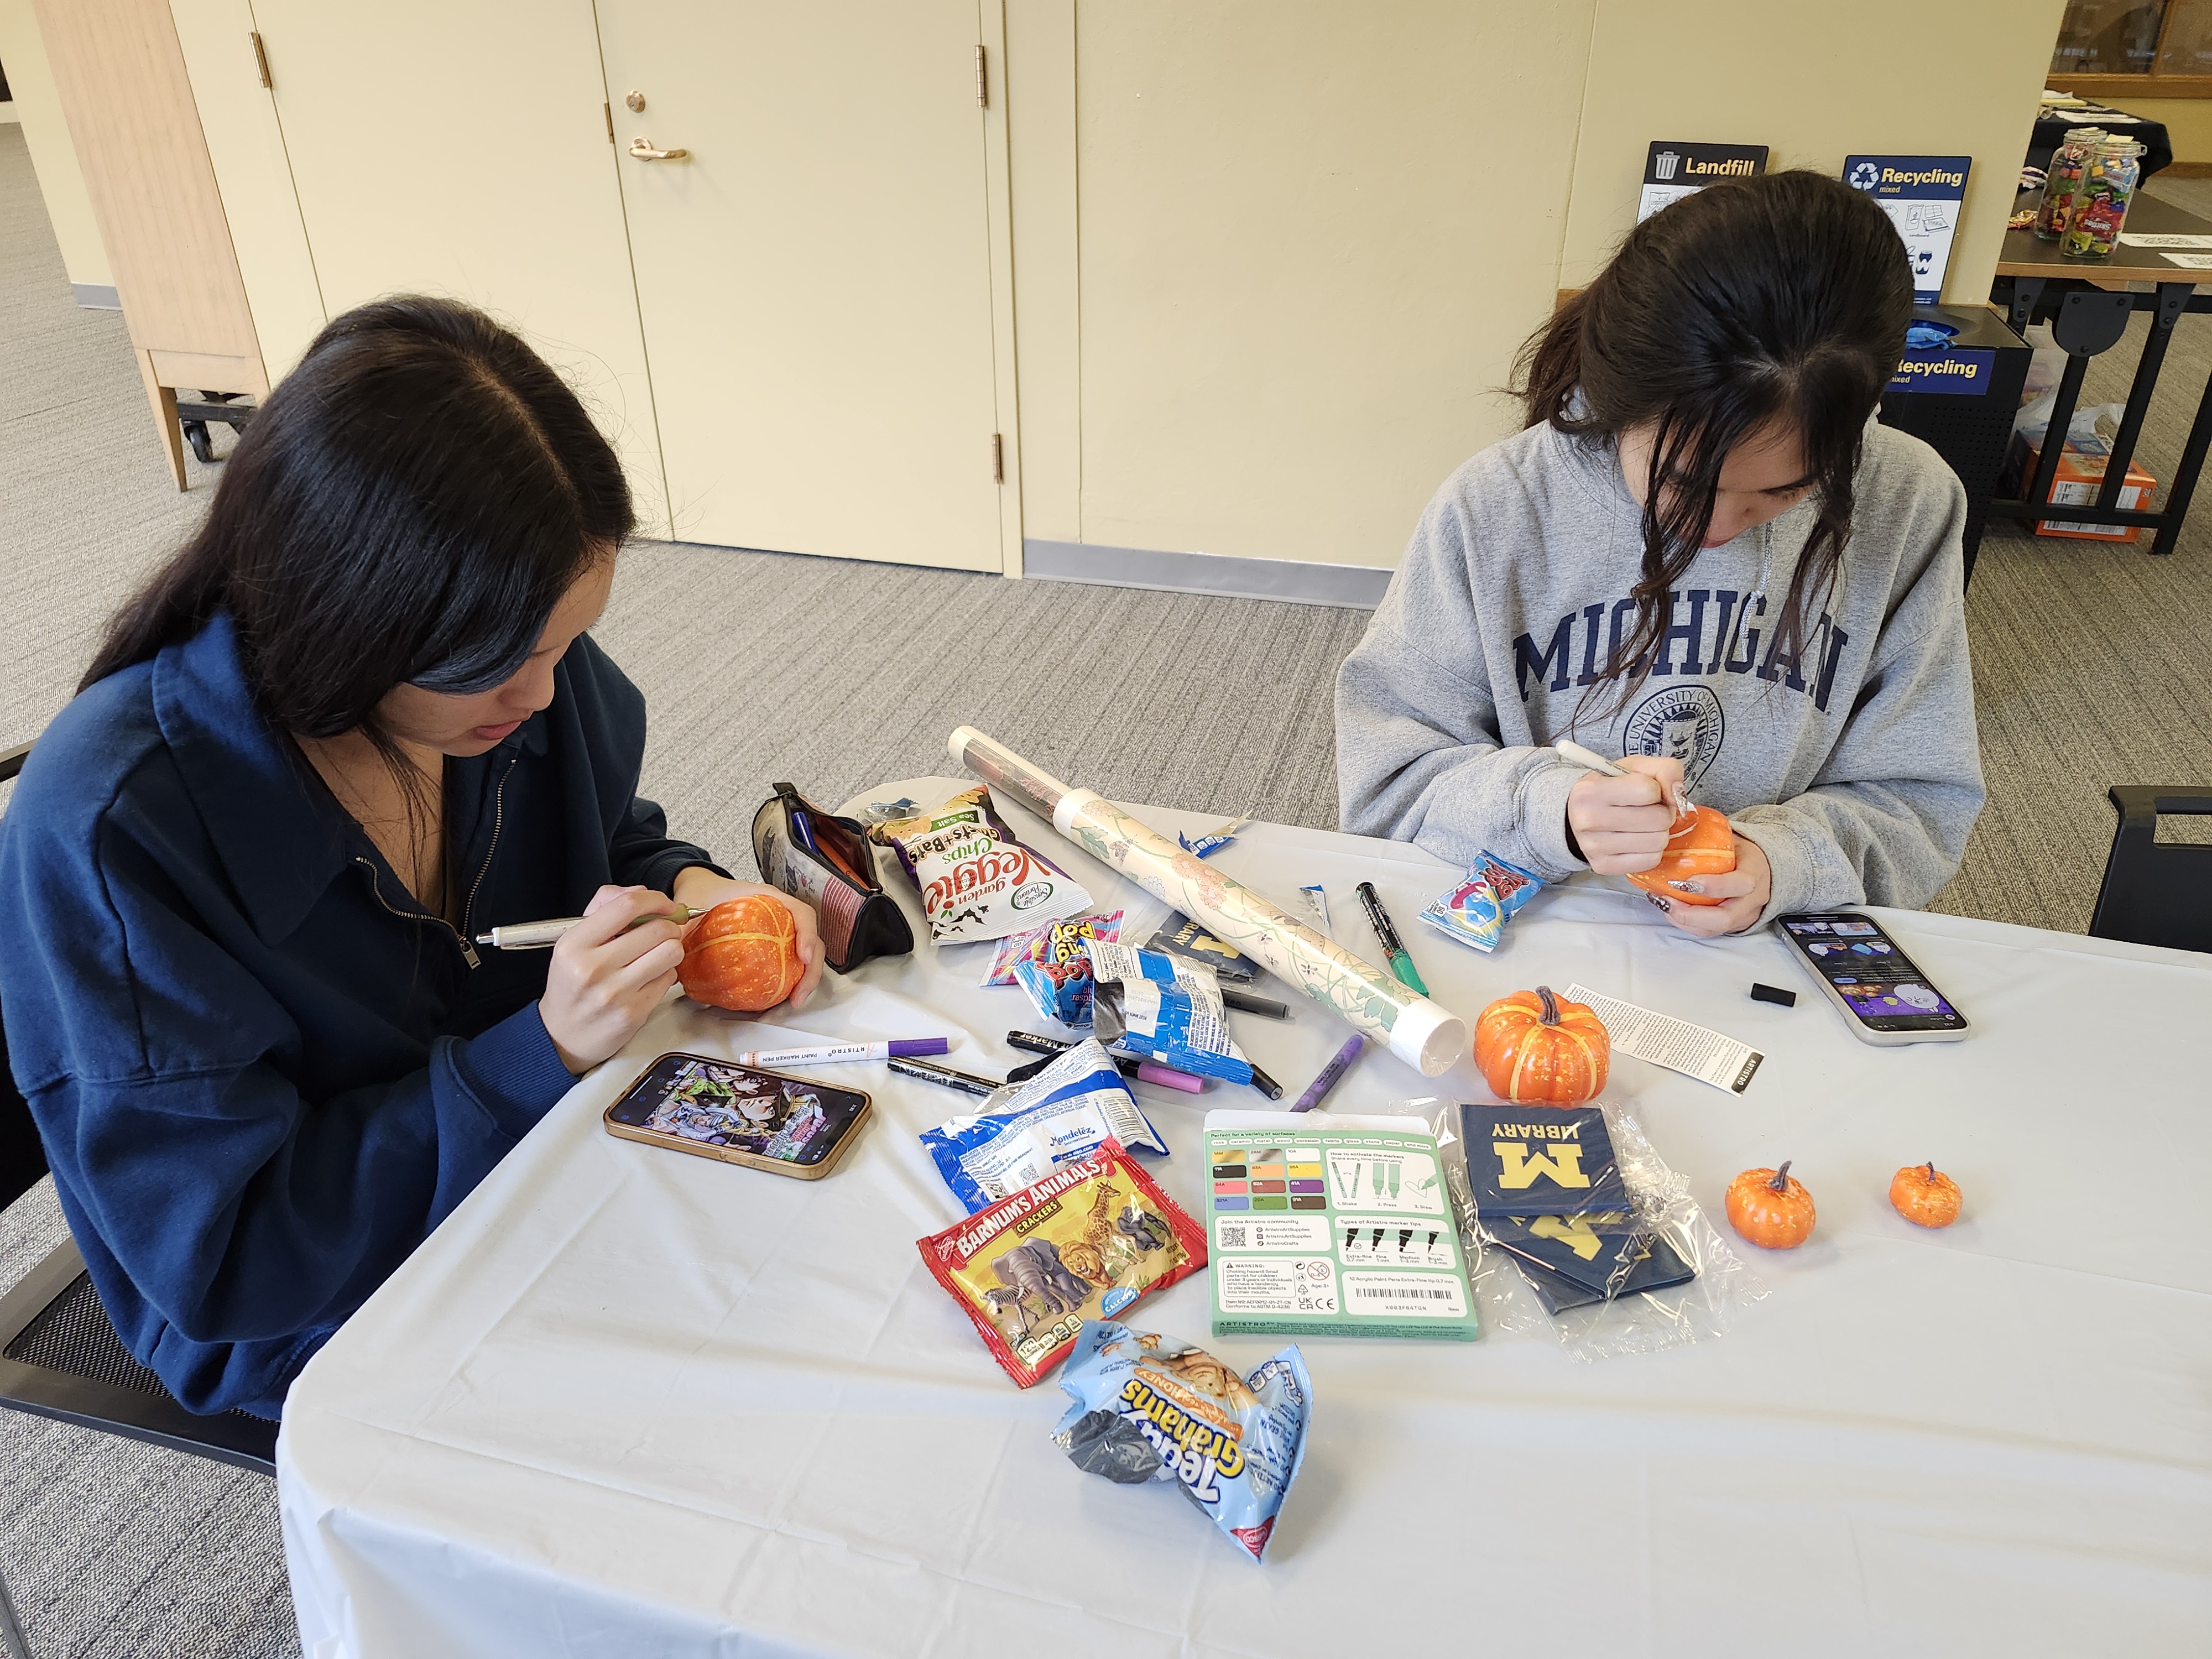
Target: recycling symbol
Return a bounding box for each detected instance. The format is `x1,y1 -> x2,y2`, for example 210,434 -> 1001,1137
1848,161 -> 1881,191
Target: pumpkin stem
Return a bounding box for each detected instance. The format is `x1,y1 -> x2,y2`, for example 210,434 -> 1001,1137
1923,1162 -> 1936,1182
1535,985 -> 1561,1026
1768,1160 -> 1792,1193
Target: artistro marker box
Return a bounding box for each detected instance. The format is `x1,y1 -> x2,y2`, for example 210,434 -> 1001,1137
1203,1110 -> 1479,1342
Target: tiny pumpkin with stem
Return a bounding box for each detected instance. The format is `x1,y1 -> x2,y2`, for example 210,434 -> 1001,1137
1725,1160 -> 1817,1250
1889,1162 -> 1963,1228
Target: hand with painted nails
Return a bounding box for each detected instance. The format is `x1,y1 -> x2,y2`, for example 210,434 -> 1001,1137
1566,754 -> 1685,874
1645,834 -> 1772,936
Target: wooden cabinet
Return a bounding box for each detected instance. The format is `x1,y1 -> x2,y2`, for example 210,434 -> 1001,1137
36,0 -> 267,488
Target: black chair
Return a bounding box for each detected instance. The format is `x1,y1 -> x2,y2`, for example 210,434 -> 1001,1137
2090,786 -> 2212,954
0,739 -> 276,1659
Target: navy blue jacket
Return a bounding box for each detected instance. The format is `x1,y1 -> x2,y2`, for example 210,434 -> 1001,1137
0,613 -> 722,1417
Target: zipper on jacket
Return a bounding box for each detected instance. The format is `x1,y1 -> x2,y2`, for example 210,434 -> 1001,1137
355,856 -> 482,970
459,753 -> 518,949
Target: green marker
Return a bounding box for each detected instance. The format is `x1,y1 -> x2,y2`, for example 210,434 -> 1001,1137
1355,880 -> 1428,996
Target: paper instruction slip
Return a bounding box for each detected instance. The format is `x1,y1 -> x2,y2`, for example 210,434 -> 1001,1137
2121,232 -> 2212,249
1564,983 -> 1764,1094
2153,252 -> 2212,270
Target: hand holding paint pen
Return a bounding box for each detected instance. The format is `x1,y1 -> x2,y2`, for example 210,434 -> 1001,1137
1354,881 -> 1427,996
1553,738 -> 1735,905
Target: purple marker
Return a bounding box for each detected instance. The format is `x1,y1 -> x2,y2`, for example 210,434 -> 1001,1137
731,1037 -> 951,1067
1291,1035 -> 1366,1113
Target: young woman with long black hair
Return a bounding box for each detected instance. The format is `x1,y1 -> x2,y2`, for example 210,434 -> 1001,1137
0,297 -> 820,1417
1337,170 -> 1985,935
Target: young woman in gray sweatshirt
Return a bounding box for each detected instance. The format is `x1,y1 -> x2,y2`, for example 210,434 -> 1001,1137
1335,170 -> 1984,937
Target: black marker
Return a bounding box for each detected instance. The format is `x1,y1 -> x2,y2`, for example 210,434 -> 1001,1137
886,1056 -> 1001,1098
1355,881 -> 1429,996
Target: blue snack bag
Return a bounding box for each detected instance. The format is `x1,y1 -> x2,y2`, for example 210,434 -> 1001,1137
1052,1321 -> 1312,1563
1418,849 -> 1545,954
919,1040 -> 1167,1213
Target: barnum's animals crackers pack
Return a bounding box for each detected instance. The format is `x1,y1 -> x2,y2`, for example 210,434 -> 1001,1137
917,1140 -> 1206,1386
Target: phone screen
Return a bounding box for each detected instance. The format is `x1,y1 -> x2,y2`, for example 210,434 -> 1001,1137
1778,915 -> 1966,1032
607,1054 -> 868,1166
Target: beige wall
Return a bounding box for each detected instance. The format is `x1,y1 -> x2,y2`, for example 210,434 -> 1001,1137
1035,0 -> 1598,568
1562,0 -> 2069,304
0,0 -> 114,289
2091,97 -> 2212,165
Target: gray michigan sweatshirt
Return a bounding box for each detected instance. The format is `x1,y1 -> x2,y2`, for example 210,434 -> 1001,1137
1335,419 -> 1985,919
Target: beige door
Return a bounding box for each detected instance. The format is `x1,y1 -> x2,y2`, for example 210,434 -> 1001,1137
245,1 -> 669,528
596,1 -> 1006,570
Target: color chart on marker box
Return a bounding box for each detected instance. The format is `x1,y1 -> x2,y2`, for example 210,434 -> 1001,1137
1203,1114 -> 1479,1342
1211,1145 -> 1326,1212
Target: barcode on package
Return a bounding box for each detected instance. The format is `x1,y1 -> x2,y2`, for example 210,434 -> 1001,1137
1355,1287 -> 1454,1299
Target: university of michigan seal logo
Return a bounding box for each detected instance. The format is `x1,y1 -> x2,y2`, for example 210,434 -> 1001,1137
1623,684 -> 1724,787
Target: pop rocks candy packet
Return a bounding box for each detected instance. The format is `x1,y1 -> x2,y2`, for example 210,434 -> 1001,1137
868,785 -> 1094,945
1418,849 -> 1545,954
978,909 -> 1124,988
918,1039 -> 1167,1214
919,1140 -> 1206,1387
1053,1321 -> 1312,1563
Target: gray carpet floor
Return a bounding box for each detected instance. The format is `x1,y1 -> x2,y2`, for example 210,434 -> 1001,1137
2,114 -> 2209,1654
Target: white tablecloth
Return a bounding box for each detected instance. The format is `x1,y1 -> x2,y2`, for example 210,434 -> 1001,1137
279,780 -> 2212,1657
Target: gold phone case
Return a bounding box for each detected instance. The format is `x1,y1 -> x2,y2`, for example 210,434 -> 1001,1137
602,1062 -> 872,1181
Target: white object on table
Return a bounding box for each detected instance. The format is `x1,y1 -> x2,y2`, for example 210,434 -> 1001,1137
279,781 -> 2212,1657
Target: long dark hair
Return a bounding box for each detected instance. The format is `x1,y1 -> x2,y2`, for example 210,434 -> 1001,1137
1515,170 -> 1911,704
85,297 -> 633,768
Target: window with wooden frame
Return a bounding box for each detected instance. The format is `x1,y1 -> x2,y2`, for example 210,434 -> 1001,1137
2048,0 -> 2212,96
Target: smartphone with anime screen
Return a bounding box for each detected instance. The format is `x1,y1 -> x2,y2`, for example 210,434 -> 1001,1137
603,1053 -> 870,1178
1771,914 -> 1969,1046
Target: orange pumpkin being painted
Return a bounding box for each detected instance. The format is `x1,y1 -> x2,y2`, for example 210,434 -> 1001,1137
679,896 -> 805,1012
1472,985 -> 1610,1103
1625,804 -> 1737,906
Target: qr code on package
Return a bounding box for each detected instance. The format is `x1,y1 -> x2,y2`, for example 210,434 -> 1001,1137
1219,1224 -> 1249,1249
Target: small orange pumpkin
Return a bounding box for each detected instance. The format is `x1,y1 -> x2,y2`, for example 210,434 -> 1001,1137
1625,804 -> 1737,906
1473,984 -> 1610,1103
1889,1162 -> 1962,1228
1725,1161 -> 1816,1249
678,896 -> 805,1013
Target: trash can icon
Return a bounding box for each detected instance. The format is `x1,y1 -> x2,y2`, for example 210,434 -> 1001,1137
1653,150 -> 1681,181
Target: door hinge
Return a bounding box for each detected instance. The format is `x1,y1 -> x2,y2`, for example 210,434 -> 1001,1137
249,30 -> 272,89
603,101 -> 615,143
975,44 -> 988,108
991,432 -> 1004,482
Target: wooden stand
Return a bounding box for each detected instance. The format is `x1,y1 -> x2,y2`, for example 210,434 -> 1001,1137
35,0 -> 268,489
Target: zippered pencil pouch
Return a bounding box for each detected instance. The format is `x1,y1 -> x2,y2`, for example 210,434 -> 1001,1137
751,782 -> 914,973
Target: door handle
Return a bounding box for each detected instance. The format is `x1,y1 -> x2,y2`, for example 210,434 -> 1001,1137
629,137 -> 688,161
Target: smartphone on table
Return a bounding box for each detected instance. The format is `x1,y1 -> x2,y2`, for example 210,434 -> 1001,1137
1770,913 -> 1969,1046
604,1052 -> 871,1178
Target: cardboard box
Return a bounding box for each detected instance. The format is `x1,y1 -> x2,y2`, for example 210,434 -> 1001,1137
2009,432 -> 2157,542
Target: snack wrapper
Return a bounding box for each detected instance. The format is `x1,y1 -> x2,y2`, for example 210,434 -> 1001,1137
1088,939 -> 1255,1085
919,1039 -> 1168,1213
1177,816 -> 1249,859
869,786 -> 1094,944
1013,951 -> 1097,1026
1419,850 -> 1545,953
1144,911 -> 1259,984
1053,1321 -> 1312,1563
979,909 -> 1124,988
918,1140 -> 1205,1387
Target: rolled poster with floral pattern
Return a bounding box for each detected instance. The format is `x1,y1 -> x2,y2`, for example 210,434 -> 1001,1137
950,727 -> 1466,1077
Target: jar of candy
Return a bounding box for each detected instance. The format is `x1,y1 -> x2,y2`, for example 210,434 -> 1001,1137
2063,139 -> 2148,259
2036,127 -> 2107,241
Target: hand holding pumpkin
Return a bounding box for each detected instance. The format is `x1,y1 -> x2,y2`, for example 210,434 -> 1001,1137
1566,755 -> 1688,874
1645,833 -> 1771,938
679,894 -> 810,1013
671,868 -> 822,1011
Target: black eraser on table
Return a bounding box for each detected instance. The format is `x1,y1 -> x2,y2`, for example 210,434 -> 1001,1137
1750,982 -> 1797,1007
